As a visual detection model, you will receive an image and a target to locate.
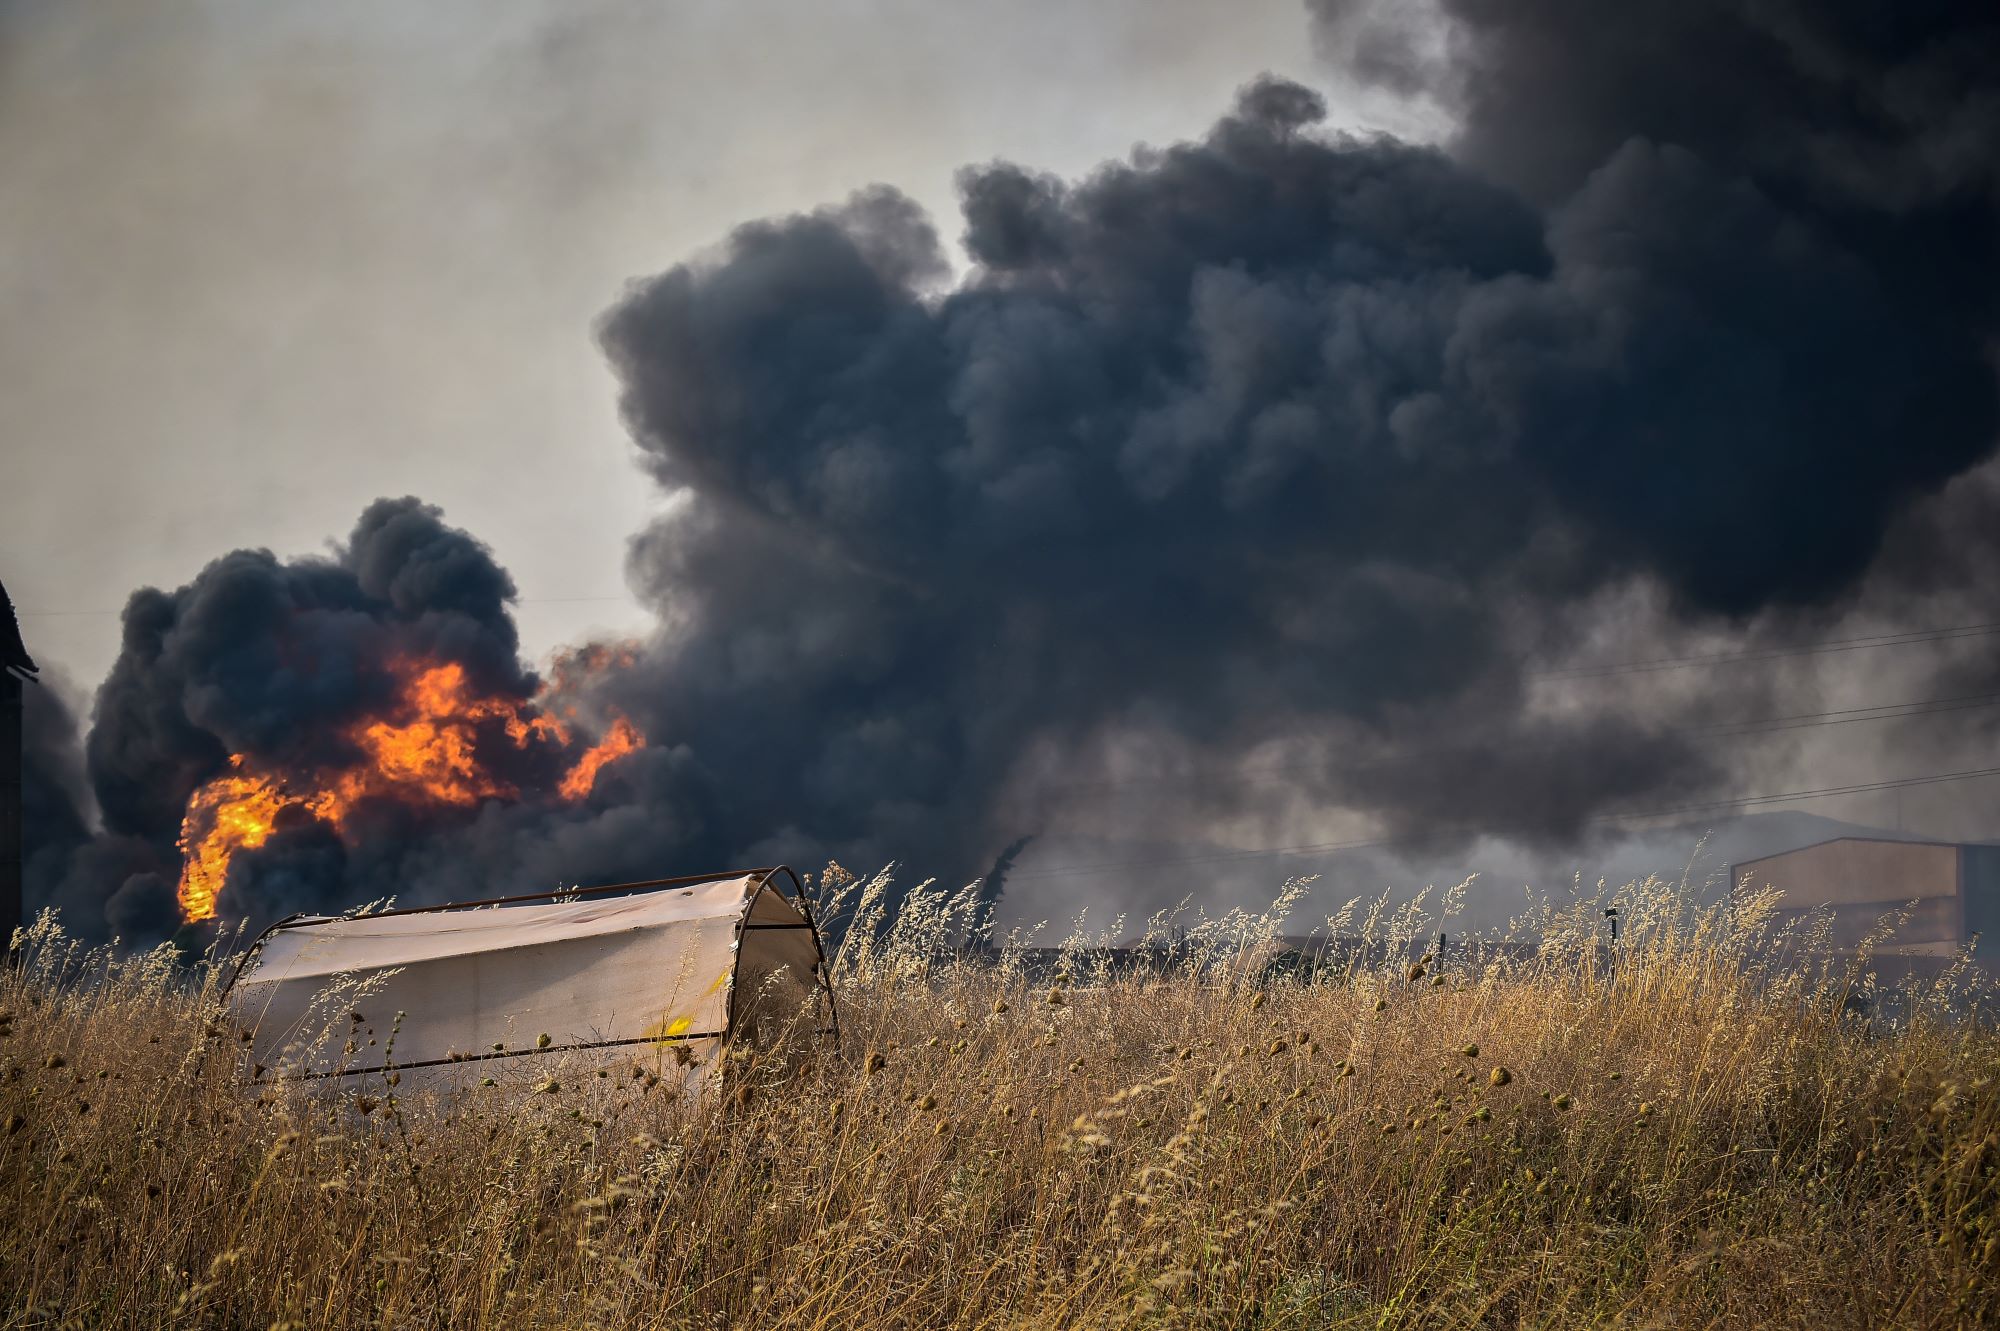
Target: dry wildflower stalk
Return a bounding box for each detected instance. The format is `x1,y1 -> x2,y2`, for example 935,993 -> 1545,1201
1,873 -> 1997,1329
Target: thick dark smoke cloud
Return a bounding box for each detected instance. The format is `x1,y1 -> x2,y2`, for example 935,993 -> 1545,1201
21,680 -> 92,908
25,498 -> 714,944
1310,0 -> 2000,211
22,0 -> 2000,938
596,3 -> 1997,885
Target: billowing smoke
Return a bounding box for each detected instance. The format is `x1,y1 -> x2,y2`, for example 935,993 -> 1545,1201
594,0 -> 1996,878
21,679 -> 96,922
1309,0 -> 2000,214
21,0 -> 2000,940
26,499 -> 713,945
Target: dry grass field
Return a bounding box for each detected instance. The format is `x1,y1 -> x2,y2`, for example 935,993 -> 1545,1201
2,867 -> 1998,1329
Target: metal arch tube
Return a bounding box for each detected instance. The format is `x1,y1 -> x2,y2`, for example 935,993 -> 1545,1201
747,865 -> 841,1052
729,865 -> 842,1054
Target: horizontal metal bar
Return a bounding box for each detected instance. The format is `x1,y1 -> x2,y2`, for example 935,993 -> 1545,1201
263,1030 -> 729,1082
262,867 -> 775,930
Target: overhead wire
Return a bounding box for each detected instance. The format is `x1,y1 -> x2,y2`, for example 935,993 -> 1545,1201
1014,685 -> 2000,798
14,594 -> 640,617
1700,689 -> 2000,735
1006,765 -> 2000,881
21,600 -> 2000,880
1533,619 -> 2000,679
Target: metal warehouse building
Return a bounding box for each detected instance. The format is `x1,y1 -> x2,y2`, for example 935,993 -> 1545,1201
1731,837 -> 2000,962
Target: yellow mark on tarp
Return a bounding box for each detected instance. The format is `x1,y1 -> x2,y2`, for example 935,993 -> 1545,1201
704,968 -> 731,997
642,1014 -> 695,1045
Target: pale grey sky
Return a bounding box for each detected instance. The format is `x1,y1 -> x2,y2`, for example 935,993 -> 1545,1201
10,0 -> 1993,859
0,0 -> 1432,694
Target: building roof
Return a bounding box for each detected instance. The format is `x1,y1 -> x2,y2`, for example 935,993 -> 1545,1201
1730,834 -> 1966,874
0,575 -> 35,681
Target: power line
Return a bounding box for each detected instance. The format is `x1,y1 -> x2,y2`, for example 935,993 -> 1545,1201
512,596 -> 643,605
14,595 -> 640,617
1007,764 -> 2000,881
1019,687 -> 2000,798
1701,689 -> 2000,735
19,607 -> 2000,665
1535,620 -> 2000,680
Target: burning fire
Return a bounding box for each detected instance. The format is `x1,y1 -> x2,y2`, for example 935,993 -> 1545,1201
557,715 -> 644,802
175,658 -> 643,922
175,761 -> 293,924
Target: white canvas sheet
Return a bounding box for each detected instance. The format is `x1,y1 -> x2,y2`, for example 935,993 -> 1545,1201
227,874 -> 828,1094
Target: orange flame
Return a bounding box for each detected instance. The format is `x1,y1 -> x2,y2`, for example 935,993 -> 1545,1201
557,715 -> 643,801
175,759 -> 290,923
353,662 -> 563,807
174,658 -> 643,922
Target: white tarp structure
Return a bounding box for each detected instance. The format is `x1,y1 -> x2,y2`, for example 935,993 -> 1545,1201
224,868 -> 836,1095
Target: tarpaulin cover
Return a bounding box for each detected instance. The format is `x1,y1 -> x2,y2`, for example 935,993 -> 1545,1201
226,871 -> 831,1094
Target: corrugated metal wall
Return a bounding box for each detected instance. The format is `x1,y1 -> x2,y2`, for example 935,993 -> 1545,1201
1735,839 -> 1963,954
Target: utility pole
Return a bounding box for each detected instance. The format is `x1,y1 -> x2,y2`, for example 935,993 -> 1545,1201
1,576 -> 36,953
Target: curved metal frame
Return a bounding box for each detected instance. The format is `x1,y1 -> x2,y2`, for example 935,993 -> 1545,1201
723,866 -> 842,1054
220,864 -> 841,1068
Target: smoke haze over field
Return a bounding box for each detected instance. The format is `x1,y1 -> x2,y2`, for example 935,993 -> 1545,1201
12,0 -> 2000,942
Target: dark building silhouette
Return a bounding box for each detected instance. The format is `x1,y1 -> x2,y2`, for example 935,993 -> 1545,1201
1,575 -> 35,949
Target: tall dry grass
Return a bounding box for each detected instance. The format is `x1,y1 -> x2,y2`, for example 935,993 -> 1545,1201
2,866 -> 1997,1329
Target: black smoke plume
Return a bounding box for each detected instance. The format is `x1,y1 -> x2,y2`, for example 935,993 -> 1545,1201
23,0 -> 2000,937
595,1 -> 1996,882
25,498 -> 713,944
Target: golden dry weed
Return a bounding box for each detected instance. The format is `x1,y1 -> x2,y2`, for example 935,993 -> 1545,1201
0,872 -> 1996,1329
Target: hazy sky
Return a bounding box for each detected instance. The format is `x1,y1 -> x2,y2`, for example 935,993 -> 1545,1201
0,0 -> 1430,693
9,0 -> 1998,900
